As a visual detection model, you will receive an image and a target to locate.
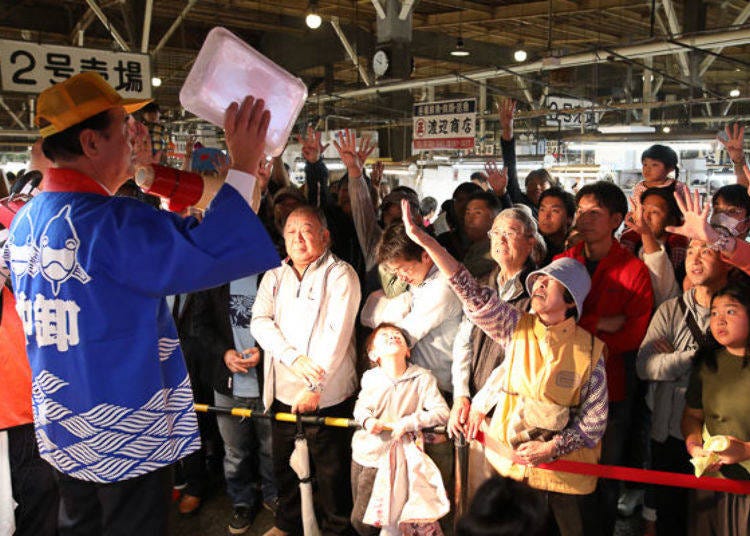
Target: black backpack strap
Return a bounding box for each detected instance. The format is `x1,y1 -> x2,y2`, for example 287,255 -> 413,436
678,294 -> 708,347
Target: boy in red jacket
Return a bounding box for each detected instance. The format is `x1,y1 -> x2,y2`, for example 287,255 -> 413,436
556,181 -> 653,535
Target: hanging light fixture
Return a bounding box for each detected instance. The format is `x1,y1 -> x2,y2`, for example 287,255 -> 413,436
451,36 -> 470,57
151,76 -> 162,87
451,12 -> 469,57
305,1 -> 322,29
730,88 -> 741,98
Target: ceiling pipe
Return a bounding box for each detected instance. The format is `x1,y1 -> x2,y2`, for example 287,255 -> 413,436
308,28 -> 750,104
330,17 -> 372,87
370,0 -> 386,19
398,0 -> 415,21
141,0 -> 154,53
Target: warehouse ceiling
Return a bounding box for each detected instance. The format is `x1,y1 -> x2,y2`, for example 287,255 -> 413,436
0,0 -> 749,150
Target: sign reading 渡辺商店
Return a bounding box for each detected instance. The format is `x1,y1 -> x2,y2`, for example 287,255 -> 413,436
412,98 -> 476,152
0,39 -> 152,98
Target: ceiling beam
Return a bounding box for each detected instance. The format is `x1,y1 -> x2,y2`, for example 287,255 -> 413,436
661,0 -> 691,77
419,0 -> 647,28
151,0 -> 200,56
84,0 -> 130,51
699,1 -> 750,76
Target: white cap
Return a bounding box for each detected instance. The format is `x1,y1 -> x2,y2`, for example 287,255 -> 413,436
525,257 -> 591,319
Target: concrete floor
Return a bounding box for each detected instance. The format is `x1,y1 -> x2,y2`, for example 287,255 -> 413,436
169,487 -> 645,536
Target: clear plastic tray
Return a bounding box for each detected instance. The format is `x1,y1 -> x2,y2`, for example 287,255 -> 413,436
180,27 -> 308,157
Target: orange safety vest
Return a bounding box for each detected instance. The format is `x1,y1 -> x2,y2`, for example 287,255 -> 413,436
484,314 -> 605,495
0,285 -> 33,429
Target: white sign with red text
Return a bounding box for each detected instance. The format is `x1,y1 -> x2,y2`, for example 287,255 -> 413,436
413,98 -> 476,152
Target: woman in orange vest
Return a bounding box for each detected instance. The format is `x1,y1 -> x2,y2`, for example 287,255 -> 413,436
399,201 -> 608,536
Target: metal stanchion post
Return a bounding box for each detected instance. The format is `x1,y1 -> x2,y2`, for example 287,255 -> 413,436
453,432 -> 469,528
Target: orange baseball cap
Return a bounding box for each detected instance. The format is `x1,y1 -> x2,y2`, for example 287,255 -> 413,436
35,72 -> 153,138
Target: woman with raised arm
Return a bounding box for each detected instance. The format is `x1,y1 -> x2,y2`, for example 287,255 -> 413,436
400,200 -> 608,535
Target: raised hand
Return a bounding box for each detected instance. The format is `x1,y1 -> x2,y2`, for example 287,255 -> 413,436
624,195 -> 651,236
498,98 -> 516,140
370,161 -> 385,191
484,160 -> 508,195
665,188 -> 716,243
400,199 -> 430,247
357,134 -> 376,164
297,125 -> 328,164
332,128 -> 364,178
719,123 -> 746,165
224,96 -> 271,176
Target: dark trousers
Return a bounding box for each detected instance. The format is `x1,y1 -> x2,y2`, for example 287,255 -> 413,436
582,398 -> 631,535
57,465 -> 172,536
350,462 -> 379,536
7,423 -> 59,536
514,479 -> 597,536
651,436 -> 692,536
271,398 -> 355,535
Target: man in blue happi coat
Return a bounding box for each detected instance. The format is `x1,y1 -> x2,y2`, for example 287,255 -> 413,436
1,71 -> 280,535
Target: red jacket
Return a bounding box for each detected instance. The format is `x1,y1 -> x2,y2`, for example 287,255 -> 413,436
0,286 -> 33,429
555,241 -> 653,402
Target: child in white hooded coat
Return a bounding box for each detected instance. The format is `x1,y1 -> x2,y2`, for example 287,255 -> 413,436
351,323 -> 450,536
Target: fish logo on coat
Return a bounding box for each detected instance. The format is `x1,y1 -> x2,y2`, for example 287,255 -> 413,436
4,209 -> 40,282
39,205 -> 91,296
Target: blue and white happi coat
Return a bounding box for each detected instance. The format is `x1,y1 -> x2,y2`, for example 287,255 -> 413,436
1,168 -> 279,482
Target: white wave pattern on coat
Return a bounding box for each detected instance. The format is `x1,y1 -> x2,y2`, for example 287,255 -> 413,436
158,337 -> 181,362
31,370 -> 200,482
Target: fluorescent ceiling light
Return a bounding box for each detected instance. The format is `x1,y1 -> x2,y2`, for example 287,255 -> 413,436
597,124 -> 656,134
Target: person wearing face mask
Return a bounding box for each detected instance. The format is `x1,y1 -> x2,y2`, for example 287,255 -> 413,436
399,200 -> 608,536
636,236 -> 731,536
711,184 -> 750,240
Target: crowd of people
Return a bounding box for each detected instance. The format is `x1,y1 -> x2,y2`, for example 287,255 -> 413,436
3,72 -> 750,536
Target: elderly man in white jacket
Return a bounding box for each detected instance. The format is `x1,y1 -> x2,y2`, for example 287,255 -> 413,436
251,205 -> 361,536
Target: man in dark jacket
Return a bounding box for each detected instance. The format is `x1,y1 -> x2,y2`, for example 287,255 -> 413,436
197,278 -> 278,535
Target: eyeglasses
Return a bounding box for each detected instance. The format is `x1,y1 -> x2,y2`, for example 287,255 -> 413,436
487,228 -> 527,240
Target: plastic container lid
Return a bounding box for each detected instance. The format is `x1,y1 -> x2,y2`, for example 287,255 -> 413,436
180,27 -> 308,157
